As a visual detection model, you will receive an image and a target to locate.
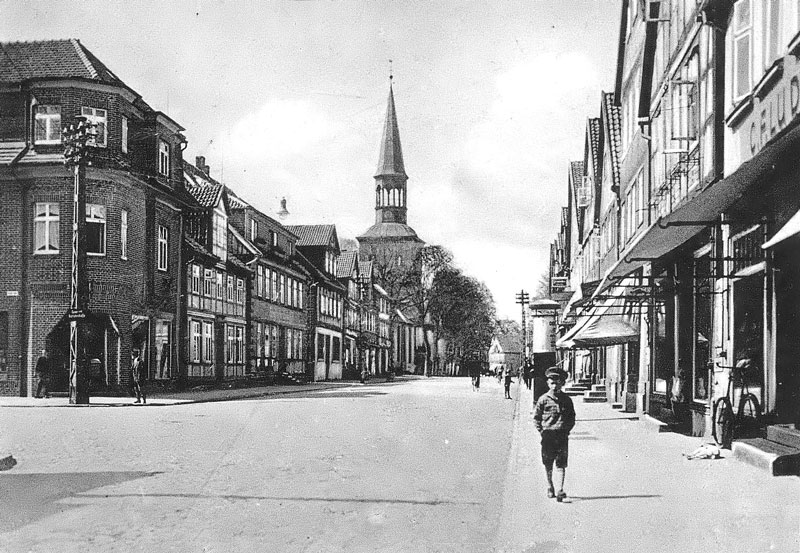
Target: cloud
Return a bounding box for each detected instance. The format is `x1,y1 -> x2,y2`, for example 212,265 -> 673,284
225,99 -> 338,161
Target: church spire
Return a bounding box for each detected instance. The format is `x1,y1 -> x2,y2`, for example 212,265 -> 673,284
375,77 -> 406,179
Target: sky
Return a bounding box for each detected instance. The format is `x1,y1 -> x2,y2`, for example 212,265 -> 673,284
1,0 -> 620,320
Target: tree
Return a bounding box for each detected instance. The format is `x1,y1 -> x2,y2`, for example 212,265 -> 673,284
368,244 -> 453,376
428,267 -> 497,371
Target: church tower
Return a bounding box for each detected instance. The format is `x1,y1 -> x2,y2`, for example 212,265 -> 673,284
357,77 -> 424,268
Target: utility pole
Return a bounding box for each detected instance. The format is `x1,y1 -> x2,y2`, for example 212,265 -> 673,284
515,290 -> 530,360
63,117 -> 95,405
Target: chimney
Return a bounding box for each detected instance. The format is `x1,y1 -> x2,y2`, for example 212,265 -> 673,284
196,156 -> 210,175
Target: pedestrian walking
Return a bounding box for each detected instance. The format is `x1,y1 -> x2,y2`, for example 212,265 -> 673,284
533,367 -> 575,502
523,360 -> 533,390
503,366 -> 513,399
34,350 -> 50,398
130,349 -> 146,404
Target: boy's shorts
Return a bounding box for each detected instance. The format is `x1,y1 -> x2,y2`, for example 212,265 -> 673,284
540,431 -> 569,469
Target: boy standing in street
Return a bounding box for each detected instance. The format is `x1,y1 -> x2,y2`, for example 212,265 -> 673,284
533,367 -> 575,502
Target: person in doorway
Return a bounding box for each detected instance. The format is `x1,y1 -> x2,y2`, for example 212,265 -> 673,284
130,349 -> 146,404
503,366 -> 514,399
34,350 -> 50,399
533,367 -> 575,502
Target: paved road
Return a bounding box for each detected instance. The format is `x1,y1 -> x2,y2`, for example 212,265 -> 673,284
1,377 -> 516,552
2,377 -> 799,553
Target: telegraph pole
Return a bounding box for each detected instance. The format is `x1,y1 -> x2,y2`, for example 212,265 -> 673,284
63,117 -> 95,405
515,290 -> 530,359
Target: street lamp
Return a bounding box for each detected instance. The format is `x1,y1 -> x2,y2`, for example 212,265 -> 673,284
63,117 -> 95,405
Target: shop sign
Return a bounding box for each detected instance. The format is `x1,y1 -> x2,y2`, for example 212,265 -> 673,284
551,277 -> 568,293
732,55 -> 800,163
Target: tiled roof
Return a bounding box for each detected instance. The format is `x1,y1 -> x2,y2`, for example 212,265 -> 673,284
184,235 -> 214,259
357,222 -> 421,241
226,190 -> 249,210
494,332 -> 522,353
183,161 -> 224,208
587,118 -> 602,179
602,92 -> 622,190
284,224 -> 337,248
358,260 -> 373,279
0,39 -> 124,85
336,250 -> 357,278
569,161 -> 584,190
0,142 -> 25,166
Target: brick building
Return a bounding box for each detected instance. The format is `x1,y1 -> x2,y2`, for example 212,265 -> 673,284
0,39 -> 187,396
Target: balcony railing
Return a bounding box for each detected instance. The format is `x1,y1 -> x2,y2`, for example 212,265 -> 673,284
653,146 -> 700,219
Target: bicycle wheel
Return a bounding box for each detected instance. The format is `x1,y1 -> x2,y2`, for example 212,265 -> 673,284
736,393 -> 761,436
712,397 -> 734,449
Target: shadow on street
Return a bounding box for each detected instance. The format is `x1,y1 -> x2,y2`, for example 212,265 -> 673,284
0,471 -> 160,531
79,492 -> 481,506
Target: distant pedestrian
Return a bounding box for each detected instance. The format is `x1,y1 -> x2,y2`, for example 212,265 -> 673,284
503,366 -> 513,399
533,367 -> 575,502
34,350 -> 50,399
523,360 -> 533,390
130,349 -> 146,404
472,368 -> 481,392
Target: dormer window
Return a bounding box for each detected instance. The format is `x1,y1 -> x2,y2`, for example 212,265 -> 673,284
34,105 -> 61,144
269,230 -> 278,247
250,219 -> 258,241
158,140 -> 170,176
81,107 -> 107,147
213,206 -> 227,262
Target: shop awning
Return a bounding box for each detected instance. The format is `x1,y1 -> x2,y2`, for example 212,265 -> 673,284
556,284 -> 633,349
571,314 -> 639,348
595,118 -> 800,298
762,207 -> 800,249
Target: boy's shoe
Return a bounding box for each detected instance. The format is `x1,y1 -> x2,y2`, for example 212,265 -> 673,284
546,488 -> 555,498
556,491 -> 567,502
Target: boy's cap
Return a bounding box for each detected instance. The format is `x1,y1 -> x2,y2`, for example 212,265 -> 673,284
545,367 -> 567,381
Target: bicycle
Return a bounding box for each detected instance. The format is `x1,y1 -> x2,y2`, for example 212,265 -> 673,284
711,357 -> 762,449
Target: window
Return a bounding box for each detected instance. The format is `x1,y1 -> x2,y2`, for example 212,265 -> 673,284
202,321 -> 214,363
227,276 -> 234,301
732,0 -> 752,100
236,326 -> 245,363
158,140 -> 170,176
34,105 -> 61,144
764,0 -> 782,68
670,51 -> 699,141
157,225 -> 168,271
332,336 -> 341,362
191,320 -> 201,362
317,333 -> 326,360
204,269 -> 213,297
85,204 -> 106,255
270,269 -> 278,301
191,265 -> 201,293
279,274 -> 286,304
81,107 -> 107,147
226,325 -> 236,363
212,208 -> 227,261
236,278 -> 244,304
250,219 -> 258,241
121,116 -> 128,153
257,265 -> 265,298
270,230 -> 278,247
216,271 -> 223,299
120,210 -> 128,259
33,203 -> 59,254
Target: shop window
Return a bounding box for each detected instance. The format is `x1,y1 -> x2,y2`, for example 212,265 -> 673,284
732,273 -> 765,403
190,320 -> 201,362
34,202 -> 59,254
317,333 -> 325,361
693,255 -> 712,401
332,336 -> 341,362
154,321 -> 171,380
653,270 -> 674,394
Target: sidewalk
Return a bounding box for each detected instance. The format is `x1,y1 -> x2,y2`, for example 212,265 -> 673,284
494,383 -> 800,553
0,376 -> 411,408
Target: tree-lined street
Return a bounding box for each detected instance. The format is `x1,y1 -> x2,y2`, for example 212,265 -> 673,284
3,378 -> 799,552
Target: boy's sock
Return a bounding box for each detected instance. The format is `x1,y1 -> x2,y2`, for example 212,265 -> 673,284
545,467 -> 554,492
555,467 -> 566,493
